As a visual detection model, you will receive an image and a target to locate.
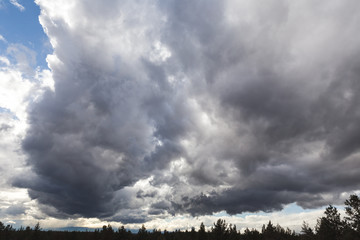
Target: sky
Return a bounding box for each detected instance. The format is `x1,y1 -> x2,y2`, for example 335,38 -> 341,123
1,0 -> 360,232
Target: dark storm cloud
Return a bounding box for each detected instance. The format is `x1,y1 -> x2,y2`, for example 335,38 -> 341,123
177,189 -> 330,216
17,0 -> 360,221
136,190 -> 158,199
16,0 -> 193,219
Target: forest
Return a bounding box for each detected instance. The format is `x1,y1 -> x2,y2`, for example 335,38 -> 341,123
0,194 -> 359,240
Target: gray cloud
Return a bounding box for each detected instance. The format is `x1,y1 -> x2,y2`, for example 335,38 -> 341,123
0,123 -> 12,132
16,0 -> 360,222
5,206 -> 26,216
2,204 -> 27,216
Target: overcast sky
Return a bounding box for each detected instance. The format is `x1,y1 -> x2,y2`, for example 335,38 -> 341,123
1,0 -> 360,232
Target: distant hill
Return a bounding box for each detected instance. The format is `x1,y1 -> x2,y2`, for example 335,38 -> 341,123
48,227 -> 97,232
48,226 -> 138,233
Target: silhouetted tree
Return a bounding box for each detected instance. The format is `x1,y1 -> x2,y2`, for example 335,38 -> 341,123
118,225 -> 133,240
212,219 -> 228,240
101,224 -> 114,240
0,221 -> 4,231
34,222 -> 41,231
243,228 -> 260,240
228,224 -> 237,240
32,222 -> 41,240
344,194 -> 360,233
262,221 -> 277,240
300,221 -> 314,240
198,222 -> 207,240
138,225 -> 148,240
316,205 -> 343,240
151,228 -> 163,240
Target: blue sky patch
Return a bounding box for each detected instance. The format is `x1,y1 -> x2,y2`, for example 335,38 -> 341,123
0,0 -> 51,68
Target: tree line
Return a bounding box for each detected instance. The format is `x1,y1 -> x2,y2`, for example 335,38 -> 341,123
0,194 -> 359,240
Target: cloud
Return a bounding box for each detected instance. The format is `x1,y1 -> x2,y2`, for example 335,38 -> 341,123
6,44 -> 37,76
0,38 -> 54,226
0,35 -> 6,43
4,204 -> 27,216
17,0 -> 360,223
9,0 -> 24,11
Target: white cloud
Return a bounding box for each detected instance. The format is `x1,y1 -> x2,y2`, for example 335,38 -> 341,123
137,207 -> 325,233
148,41 -> 172,64
0,42 -> 54,224
0,56 -> 10,66
6,44 -> 37,76
9,0 -> 25,11
0,35 -> 6,43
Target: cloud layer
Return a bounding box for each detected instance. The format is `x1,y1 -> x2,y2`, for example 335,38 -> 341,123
16,0 -> 360,223
0,36 -> 53,224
